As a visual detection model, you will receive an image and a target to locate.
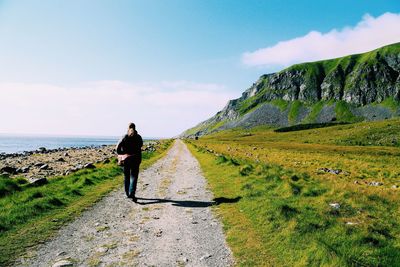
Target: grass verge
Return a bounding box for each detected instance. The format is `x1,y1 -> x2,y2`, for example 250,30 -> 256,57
186,120 -> 400,266
0,140 -> 172,266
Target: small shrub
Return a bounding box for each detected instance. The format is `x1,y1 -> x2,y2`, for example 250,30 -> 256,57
291,175 -> 300,181
239,164 -> 254,176
82,178 -> 94,186
241,183 -> 253,190
215,155 -> 228,164
30,191 -> 44,199
47,197 -> 64,207
280,204 -> 298,219
229,158 -> 240,166
304,188 -> 326,197
0,178 -> 21,197
290,183 -> 302,195
15,177 -> 28,185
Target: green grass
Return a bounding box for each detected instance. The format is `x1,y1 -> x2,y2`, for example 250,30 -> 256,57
188,145 -> 400,266
288,100 -> 303,124
238,89 -> 266,115
334,100 -> 362,122
0,140 -> 172,266
186,118 -> 400,266
270,99 -> 289,112
378,97 -> 400,112
209,120 -> 227,131
303,101 -> 325,123
284,42 -> 400,77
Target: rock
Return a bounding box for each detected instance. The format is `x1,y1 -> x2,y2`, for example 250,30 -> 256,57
391,185 -> 399,189
31,178 -> 48,186
38,147 -> 47,153
178,257 -> 189,263
368,181 -> 383,186
52,259 -> 73,267
64,152 -> 69,157
318,168 -> 342,175
103,159 -> 110,164
40,164 -> 49,170
329,203 -> 340,209
155,229 -> 163,237
83,163 -> 95,169
34,162 -> 44,167
0,166 -> 18,174
200,254 -> 212,260
21,166 -> 30,173
57,158 -> 65,162
75,164 -> 83,170
56,251 -> 67,257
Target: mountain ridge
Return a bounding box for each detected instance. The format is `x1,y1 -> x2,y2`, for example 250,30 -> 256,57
183,43 -> 400,137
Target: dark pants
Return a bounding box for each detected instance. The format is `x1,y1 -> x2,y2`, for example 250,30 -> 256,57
123,156 -> 141,197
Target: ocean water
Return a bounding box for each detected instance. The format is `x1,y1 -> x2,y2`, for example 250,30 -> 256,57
0,135 -> 119,154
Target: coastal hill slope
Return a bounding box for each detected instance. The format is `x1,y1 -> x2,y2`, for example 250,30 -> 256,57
183,42 -> 400,136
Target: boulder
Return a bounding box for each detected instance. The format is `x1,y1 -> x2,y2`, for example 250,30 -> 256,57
329,203 -> 340,209
40,164 -> 49,170
21,166 -> 30,173
0,166 -> 18,174
84,163 -> 96,169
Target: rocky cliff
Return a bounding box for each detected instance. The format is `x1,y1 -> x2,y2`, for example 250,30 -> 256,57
184,43 -> 400,136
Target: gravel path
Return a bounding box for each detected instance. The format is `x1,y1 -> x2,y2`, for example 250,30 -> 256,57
16,140 -> 233,267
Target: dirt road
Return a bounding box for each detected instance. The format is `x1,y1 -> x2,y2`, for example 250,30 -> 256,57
16,140 -> 233,267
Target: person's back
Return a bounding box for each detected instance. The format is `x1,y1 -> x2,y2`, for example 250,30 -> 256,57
116,123 -> 143,202
118,133 -> 143,157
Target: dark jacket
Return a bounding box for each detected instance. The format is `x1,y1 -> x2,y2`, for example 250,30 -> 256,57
116,132 -> 143,158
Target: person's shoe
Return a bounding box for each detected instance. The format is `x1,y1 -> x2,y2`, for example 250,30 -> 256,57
131,196 -> 137,203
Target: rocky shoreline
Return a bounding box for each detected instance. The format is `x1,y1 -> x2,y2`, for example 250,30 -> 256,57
0,141 -> 159,183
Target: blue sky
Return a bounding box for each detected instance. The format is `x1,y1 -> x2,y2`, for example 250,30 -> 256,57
0,0 -> 399,137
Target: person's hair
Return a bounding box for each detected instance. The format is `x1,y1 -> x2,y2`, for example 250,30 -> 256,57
127,122 -> 136,136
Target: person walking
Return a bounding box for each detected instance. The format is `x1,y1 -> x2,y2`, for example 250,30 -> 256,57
116,123 -> 143,202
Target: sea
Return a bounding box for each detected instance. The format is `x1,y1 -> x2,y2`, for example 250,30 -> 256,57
0,135 -> 120,154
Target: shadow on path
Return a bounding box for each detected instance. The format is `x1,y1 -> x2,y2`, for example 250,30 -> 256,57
136,196 -> 241,208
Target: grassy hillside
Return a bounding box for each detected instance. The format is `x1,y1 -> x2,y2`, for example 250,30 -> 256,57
285,42 -> 400,78
183,43 -> 400,137
0,140 -> 172,266
186,118 -> 400,266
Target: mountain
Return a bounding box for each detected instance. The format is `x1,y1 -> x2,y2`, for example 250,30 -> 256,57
183,43 -> 400,137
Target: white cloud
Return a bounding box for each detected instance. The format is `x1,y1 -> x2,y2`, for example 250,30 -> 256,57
242,12 -> 400,67
0,81 -> 235,137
